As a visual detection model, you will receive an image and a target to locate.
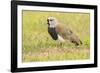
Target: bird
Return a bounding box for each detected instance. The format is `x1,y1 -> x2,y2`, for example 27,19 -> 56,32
47,17 -> 82,46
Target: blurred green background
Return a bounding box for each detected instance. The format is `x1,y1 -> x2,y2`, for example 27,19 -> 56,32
22,10 -> 90,62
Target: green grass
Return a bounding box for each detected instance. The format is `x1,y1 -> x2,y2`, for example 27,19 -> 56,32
22,11 -> 90,62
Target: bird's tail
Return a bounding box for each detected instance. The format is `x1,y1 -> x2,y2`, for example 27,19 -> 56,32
79,40 -> 82,45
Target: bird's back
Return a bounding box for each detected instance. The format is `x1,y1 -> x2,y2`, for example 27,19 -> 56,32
56,23 -> 82,45
56,24 -> 72,39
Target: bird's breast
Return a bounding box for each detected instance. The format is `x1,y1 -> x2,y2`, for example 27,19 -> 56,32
48,27 -> 58,40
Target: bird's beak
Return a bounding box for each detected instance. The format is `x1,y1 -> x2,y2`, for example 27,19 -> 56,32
47,22 -> 49,25
47,19 -> 50,25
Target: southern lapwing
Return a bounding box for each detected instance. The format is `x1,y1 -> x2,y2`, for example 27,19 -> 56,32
47,17 -> 82,46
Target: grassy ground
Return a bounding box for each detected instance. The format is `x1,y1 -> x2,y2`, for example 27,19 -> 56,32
22,11 -> 90,62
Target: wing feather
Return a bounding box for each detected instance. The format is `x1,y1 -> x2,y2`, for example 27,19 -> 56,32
56,23 -> 82,45
56,23 -> 73,39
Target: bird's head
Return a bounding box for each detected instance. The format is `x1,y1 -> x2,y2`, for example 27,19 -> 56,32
47,17 -> 57,28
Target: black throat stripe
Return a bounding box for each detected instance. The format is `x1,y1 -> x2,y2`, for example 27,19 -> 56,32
48,27 -> 58,40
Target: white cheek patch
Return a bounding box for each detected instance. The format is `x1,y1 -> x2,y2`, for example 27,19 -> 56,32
57,35 -> 65,42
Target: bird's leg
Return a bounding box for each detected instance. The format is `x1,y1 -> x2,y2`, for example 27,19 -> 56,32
56,41 -> 60,48
56,40 -> 63,48
60,42 -> 63,47
58,41 -> 64,48
57,35 -> 65,48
